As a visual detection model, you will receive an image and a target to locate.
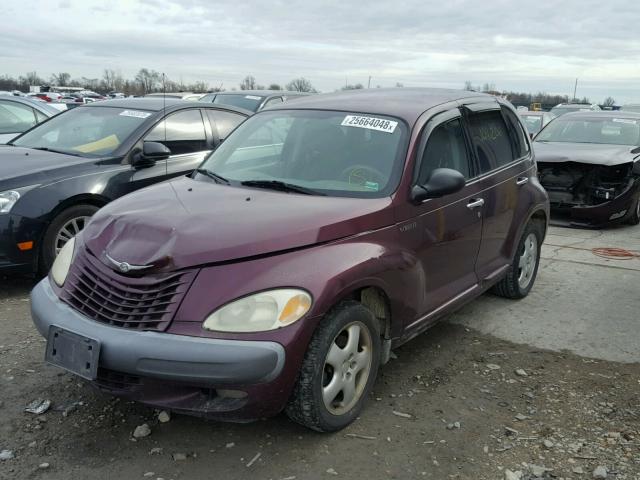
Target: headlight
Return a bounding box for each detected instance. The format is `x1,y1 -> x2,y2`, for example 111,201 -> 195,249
203,289 -> 312,333
51,237 -> 76,287
0,185 -> 39,214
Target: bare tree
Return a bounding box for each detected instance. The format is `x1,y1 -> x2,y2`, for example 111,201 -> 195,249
135,68 -> 161,94
25,71 -> 44,86
240,75 -> 257,90
395,82 -> 404,88
602,96 -> 616,107
51,72 -> 71,86
102,69 -> 123,91
463,80 -> 474,91
268,83 -> 282,90
286,77 -> 316,93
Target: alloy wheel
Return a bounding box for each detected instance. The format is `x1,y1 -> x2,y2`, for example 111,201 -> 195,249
322,321 -> 373,416
54,216 -> 90,255
518,232 -> 538,289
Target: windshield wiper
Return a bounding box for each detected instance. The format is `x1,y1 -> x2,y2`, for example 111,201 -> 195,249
31,147 -> 82,157
195,168 -> 230,185
241,180 -> 325,196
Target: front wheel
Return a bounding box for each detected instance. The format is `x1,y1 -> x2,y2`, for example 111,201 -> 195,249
492,221 -> 543,299
286,301 -> 381,432
40,204 -> 99,274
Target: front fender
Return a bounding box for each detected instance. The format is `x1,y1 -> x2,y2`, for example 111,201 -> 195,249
173,225 -> 423,341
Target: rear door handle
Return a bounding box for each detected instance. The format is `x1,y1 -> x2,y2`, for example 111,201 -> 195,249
516,177 -> 529,186
467,198 -> 484,209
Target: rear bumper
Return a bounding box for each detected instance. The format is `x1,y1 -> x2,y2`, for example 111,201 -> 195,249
31,278 -> 286,386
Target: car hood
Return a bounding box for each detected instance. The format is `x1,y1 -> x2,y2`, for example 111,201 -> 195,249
83,176 -> 394,271
0,146 -> 93,187
534,141 -> 638,166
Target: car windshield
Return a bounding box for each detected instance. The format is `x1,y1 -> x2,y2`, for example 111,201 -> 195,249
550,105 -> 592,116
213,94 -> 265,112
11,106 -> 151,156
199,109 -> 408,197
521,115 -> 543,133
535,116 -> 640,145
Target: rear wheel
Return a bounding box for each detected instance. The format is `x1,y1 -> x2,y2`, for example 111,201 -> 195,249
286,301 -> 381,432
492,221 -> 543,299
40,204 -> 99,274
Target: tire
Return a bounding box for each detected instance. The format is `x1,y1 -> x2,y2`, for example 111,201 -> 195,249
40,204 -> 99,274
627,195 -> 640,226
285,301 -> 381,432
492,221 -> 543,299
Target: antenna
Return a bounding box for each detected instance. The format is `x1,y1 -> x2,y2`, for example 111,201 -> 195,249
162,72 -> 167,176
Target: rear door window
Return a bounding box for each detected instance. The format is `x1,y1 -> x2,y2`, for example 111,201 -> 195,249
418,118 -> 471,184
467,110 -> 514,173
145,109 -> 207,155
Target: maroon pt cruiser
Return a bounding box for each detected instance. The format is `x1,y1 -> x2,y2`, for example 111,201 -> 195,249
31,88 -> 549,432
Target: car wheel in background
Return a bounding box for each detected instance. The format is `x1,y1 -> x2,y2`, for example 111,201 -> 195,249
40,204 -> 99,274
492,221 -> 543,299
286,301 -> 381,432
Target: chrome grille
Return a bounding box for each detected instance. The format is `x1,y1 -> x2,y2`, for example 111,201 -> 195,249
60,249 -> 195,331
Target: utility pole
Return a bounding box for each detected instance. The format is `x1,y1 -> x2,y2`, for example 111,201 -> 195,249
368,76 -> 371,89
572,78 -> 578,102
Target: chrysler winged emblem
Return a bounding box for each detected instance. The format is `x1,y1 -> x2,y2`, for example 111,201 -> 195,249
105,253 -> 153,273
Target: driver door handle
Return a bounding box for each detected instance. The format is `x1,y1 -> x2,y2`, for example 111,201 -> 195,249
516,177 -> 529,186
467,198 -> 484,209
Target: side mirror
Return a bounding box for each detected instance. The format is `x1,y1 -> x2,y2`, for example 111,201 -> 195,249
133,141 -> 171,166
411,168 -> 465,203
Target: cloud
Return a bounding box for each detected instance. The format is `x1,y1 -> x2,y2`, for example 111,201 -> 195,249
1,0 -> 639,102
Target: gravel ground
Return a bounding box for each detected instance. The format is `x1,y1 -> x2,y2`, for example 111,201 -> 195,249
1,225 -> 639,480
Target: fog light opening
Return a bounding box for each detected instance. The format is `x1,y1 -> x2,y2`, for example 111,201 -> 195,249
217,389 -> 248,399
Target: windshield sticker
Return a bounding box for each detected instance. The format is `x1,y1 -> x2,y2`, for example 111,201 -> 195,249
364,181 -> 380,191
119,110 -> 151,119
245,95 -> 262,100
612,118 -> 637,124
341,115 -> 398,134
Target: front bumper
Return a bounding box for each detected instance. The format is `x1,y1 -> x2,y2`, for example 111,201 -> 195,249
550,179 -> 639,228
31,278 -> 286,387
0,213 -> 42,274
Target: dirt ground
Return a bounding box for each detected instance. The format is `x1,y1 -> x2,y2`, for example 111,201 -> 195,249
1,225 -> 639,480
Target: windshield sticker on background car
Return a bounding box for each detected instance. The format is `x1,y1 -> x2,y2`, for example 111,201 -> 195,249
364,181 -> 379,191
341,115 -> 398,134
612,118 -> 637,124
245,95 -> 262,100
119,110 -> 152,119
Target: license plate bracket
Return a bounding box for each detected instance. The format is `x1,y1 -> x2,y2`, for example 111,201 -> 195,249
45,326 -> 100,380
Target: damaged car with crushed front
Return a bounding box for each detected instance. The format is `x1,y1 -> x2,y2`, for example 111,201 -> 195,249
534,111 -> 640,227
31,89 -> 549,432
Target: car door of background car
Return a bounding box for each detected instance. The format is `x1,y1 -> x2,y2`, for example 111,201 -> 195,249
403,108 -> 483,335
128,109 -> 211,192
461,102 -> 534,285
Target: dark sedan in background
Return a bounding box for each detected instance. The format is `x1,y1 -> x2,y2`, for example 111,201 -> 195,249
199,90 -> 309,112
0,95 -> 59,144
534,111 -> 640,227
0,98 -> 249,275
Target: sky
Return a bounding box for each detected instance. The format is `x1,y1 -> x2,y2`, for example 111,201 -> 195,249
2,0 -> 639,103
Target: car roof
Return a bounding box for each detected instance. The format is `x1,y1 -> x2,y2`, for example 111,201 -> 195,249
264,88 -> 490,125
80,97 -> 252,116
520,111 -> 546,116
213,90 -> 308,97
558,110 -> 640,119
